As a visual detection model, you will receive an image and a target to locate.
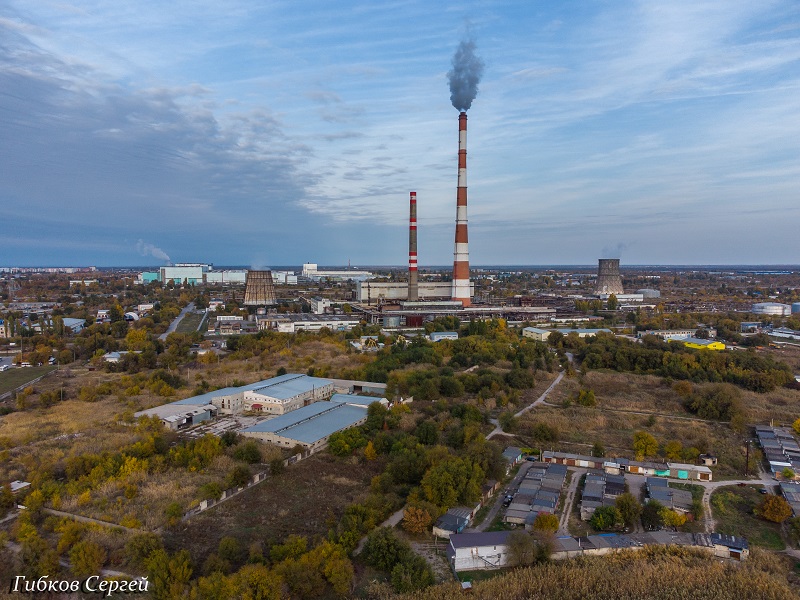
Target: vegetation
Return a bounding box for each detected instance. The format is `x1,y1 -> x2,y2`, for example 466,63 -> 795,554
399,546 -> 798,600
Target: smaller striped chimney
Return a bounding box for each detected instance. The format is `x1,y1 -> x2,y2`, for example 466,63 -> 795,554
408,191 -> 419,301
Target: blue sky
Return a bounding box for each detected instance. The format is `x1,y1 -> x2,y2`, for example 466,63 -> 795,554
1,1 -> 799,267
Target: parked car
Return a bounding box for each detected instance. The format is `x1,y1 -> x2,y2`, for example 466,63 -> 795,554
0,365 -> 10,372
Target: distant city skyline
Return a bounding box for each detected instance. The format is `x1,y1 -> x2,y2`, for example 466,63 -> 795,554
1,1 -> 799,267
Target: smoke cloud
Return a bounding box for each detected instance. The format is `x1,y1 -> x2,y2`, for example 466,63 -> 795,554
136,240 -> 170,262
601,243 -> 627,259
447,38 -> 484,112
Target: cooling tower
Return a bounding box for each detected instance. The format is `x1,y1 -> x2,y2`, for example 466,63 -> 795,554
408,191 -> 419,302
596,259 -> 624,295
244,270 -> 277,306
451,111 -> 471,306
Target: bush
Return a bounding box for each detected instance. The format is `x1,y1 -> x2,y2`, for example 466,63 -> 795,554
233,440 -> 262,464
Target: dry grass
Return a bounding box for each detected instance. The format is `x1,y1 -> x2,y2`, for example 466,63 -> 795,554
396,547 -> 799,600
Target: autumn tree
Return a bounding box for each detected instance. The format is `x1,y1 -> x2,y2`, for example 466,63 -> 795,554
758,495 -> 793,523
532,513 -> 559,533
70,540 -> 107,577
633,431 -> 658,460
402,505 -> 433,534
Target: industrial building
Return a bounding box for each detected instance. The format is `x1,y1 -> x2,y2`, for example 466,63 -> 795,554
752,302 -> 792,316
135,374 -> 335,427
136,263 -> 247,286
356,281 -> 472,304
637,329 -> 698,341
675,337 -> 726,351
522,327 -> 550,341
240,394 -> 381,451
256,314 -> 362,334
301,263 -> 374,282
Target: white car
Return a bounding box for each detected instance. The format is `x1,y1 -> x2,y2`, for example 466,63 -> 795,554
0,365 -> 10,372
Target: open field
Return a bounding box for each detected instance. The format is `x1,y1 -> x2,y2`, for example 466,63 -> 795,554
520,369 -> 790,478
0,365 -> 56,395
163,453 -> 383,566
711,486 -> 785,550
176,311 -> 206,334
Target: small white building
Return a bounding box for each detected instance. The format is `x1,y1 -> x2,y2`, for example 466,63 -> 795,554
448,532 -> 513,571
522,327 -> 551,342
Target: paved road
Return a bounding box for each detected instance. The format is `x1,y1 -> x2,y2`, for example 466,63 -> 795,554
159,302 -> 195,341
354,507 -> 406,555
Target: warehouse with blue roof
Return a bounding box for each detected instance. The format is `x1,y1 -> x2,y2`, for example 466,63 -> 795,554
240,394 -> 383,451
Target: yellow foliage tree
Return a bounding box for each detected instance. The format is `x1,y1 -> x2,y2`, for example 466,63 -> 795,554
364,441 -> 377,461
402,506 -> 433,534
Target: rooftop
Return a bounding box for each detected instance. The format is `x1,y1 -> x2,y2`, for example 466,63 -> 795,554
241,401 -> 367,444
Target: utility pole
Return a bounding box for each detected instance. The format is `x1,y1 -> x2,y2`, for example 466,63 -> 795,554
745,439 -> 751,477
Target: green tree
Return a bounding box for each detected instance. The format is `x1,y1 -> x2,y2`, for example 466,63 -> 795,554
633,431 -> 659,460
362,528 -> 410,572
507,530 -> 536,566
148,549 -> 193,600
235,563 -> 284,600
390,554 -> 434,593
233,440 -> 262,464
607,294 -> 618,310
615,493 -> 643,528
641,500 -> 665,530
590,506 -> 622,531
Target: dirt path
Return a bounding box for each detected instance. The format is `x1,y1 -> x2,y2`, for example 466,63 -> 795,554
557,468 -> 585,536
487,371 -> 566,439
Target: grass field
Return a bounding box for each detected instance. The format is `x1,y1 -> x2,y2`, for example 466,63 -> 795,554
0,365 -> 56,395
176,311 -> 206,334
711,486 -> 785,550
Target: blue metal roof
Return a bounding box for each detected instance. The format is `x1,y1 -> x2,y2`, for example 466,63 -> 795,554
251,374 -> 332,400
242,402 -> 367,444
329,393 -> 381,407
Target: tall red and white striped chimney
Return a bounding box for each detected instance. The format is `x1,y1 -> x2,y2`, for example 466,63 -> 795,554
408,191 -> 419,301
451,111 -> 470,306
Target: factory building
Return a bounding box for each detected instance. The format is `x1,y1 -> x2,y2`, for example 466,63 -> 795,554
752,302 -> 791,316
135,374 -> 334,424
302,263 -> 374,282
356,281 -> 473,304
136,263 -> 247,285
256,314 -> 362,334
240,394 -> 381,451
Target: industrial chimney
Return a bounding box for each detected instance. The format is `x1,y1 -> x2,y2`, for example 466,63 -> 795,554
595,259 -> 624,295
451,111 -> 471,306
408,191 -> 419,302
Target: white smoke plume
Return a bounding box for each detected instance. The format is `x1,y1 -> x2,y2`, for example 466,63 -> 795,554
136,240 -> 170,262
448,38 -> 485,112
601,243 -> 627,259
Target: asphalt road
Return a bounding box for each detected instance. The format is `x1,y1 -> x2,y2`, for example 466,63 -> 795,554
159,302 -> 195,340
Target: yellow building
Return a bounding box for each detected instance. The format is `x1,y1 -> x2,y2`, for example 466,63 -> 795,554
681,337 -> 725,351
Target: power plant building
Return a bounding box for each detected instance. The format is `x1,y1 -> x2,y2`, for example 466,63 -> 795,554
356,281 -> 474,305
595,259 -> 624,295
243,270 -> 277,306
302,263 -> 374,282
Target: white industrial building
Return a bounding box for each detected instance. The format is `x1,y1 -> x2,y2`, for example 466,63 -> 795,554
310,297 -> 333,314
256,314 -> 362,333
302,263 -> 374,282
752,302 -> 791,316
136,263 -> 247,286
356,281 -> 474,304
135,374 -> 335,428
